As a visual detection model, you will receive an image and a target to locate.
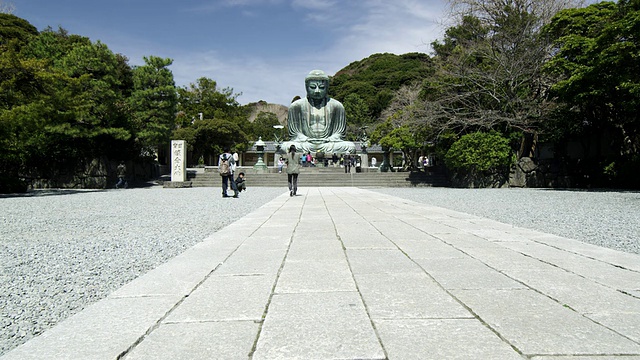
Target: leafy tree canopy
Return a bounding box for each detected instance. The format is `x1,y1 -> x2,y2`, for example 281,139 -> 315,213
0,13 -> 37,49
544,0 -> 640,154
445,131 -> 512,174
249,111 -> 281,142
330,53 -> 434,120
130,56 -> 177,155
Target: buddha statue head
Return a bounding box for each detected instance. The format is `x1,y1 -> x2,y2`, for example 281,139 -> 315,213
305,70 -> 330,102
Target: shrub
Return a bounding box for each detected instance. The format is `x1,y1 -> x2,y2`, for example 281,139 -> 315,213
444,132 -> 512,174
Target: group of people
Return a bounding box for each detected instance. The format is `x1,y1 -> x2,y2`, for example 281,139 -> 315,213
218,147 -> 246,198
223,144 -> 301,198
418,155 -> 432,170
340,154 -> 359,173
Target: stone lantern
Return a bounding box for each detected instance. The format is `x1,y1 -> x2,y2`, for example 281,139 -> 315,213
253,137 -> 267,171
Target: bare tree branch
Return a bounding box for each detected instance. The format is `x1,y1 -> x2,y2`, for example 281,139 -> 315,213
0,1 -> 15,14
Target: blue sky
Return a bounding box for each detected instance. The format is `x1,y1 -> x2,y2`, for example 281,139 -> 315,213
9,0 -> 448,105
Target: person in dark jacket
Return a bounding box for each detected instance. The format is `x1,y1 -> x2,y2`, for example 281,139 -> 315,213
116,161 -> 128,188
285,145 -> 302,196
235,172 -> 246,192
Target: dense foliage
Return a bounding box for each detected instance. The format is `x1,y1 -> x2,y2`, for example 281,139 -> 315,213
444,132 -> 512,174
330,53 -> 434,121
174,77 -> 250,163
353,0 -> 638,187
543,0 -> 640,187
0,14 -> 250,192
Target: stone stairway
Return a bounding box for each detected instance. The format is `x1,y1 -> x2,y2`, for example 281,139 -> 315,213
185,166 -> 449,188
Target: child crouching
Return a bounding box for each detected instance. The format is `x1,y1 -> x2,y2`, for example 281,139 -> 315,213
235,172 -> 246,192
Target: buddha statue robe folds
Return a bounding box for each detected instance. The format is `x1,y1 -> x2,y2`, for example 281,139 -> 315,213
283,70 -> 355,154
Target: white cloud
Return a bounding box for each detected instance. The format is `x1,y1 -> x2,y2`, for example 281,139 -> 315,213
291,0 -> 337,11
105,0 -> 449,106
337,1 -> 445,51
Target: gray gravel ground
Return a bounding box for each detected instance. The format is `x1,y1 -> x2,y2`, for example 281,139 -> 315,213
1,186 -> 639,355
0,186 -> 286,356
374,187 -> 640,255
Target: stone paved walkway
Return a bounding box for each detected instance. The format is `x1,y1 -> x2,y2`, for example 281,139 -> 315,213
2,188 -> 640,359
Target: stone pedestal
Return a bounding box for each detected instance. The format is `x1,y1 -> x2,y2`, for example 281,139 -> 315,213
360,154 -> 368,170
171,140 -> 186,182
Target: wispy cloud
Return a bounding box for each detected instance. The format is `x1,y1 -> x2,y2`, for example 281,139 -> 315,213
291,0 -> 337,11
111,0 -> 448,105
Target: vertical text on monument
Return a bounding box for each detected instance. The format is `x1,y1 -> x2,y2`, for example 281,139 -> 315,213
171,140 -> 186,182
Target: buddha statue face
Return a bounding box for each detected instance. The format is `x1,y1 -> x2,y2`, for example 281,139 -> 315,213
306,80 -> 328,101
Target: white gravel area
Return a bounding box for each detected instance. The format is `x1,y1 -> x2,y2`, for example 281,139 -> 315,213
0,186 -> 286,356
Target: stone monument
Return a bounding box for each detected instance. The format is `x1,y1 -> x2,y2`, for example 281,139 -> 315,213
165,140 -> 192,188
171,140 -> 186,182
283,70 -> 355,154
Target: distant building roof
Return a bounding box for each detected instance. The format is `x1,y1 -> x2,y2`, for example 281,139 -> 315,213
246,141 -> 385,153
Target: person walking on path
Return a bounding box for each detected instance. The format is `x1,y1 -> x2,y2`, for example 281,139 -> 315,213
285,145 -> 301,196
344,153 -> 352,173
219,147 -> 239,198
115,161 -> 128,188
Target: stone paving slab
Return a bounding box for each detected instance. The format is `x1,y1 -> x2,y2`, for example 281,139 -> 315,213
164,274 -> 275,323
252,292 -> 384,360
125,321 -> 259,360
275,259 -> 355,293
354,272 -> 471,320
415,257 -> 526,290
375,319 -> 523,359
452,288 -> 640,356
2,187 -> 640,359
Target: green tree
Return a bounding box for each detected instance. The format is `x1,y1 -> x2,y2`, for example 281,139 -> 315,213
425,0 -> 582,159
20,27 -> 91,66
175,77 -> 249,165
175,118 -> 246,164
0,13 -> 37,48
379,126 -> 420,170
544,0 -> 640,186
129,56 -> 177,157
343,93 -> 372,141
331,53 -> 434,120
1,21 -> 135,189
177,77 -> 246,124
249,111 -> 280,142
369,119 -> 395,171
0,49 -> 60,190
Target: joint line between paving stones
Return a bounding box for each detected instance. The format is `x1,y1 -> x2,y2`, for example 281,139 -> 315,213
360,190 -> 640,354
399,207 -> 640,353
116,198 -> 292,360
424,226 -> 640,348
247,193 -> 305,359
526,238 -> 640,275
348,189 -> 528,358
324,188 -> 391,360
498,251 -> 640,345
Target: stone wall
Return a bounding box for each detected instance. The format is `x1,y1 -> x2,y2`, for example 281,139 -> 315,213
26,158 -> 159,189
509,157 -> 575,188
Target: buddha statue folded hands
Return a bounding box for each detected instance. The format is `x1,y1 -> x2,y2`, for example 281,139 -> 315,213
283,70 -> 355,154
